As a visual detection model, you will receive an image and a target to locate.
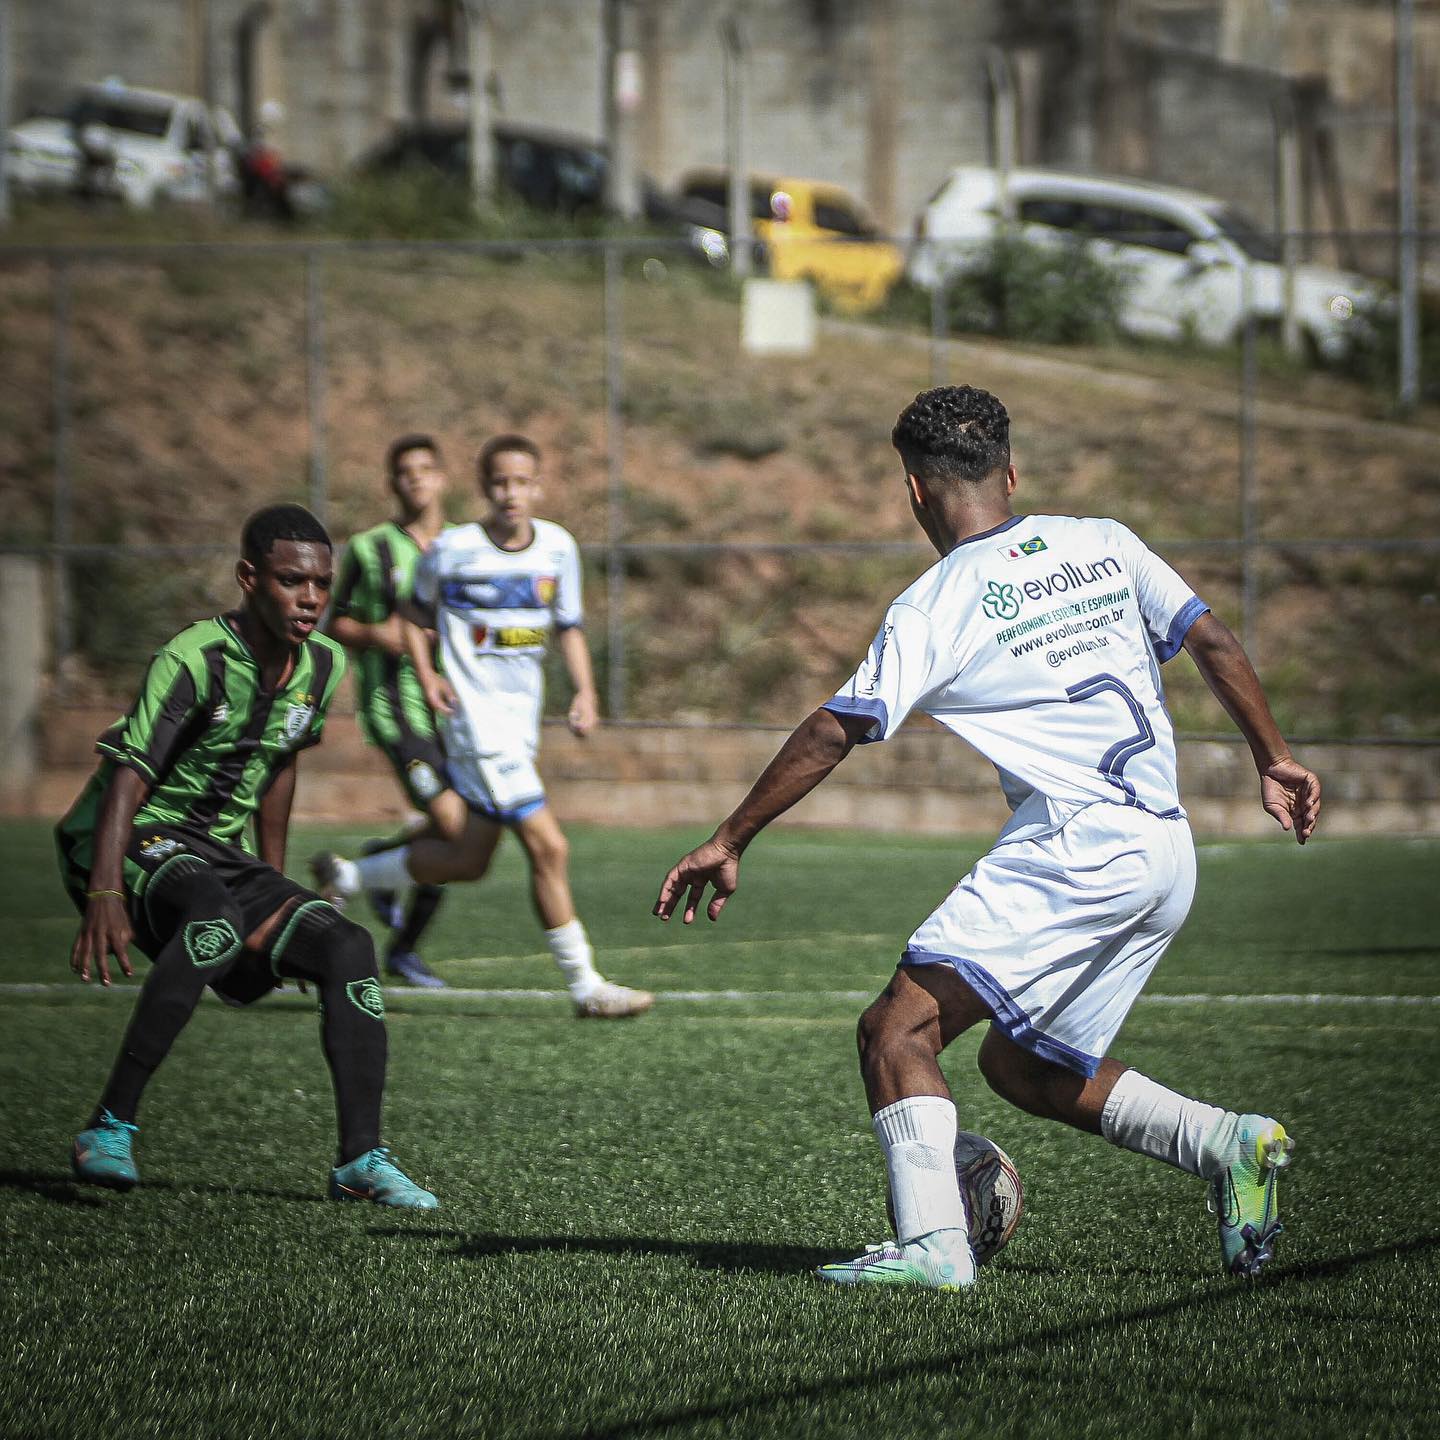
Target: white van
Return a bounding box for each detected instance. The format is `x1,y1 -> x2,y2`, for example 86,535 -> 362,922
6,81 -> 240,208
909,167 -> 1378,361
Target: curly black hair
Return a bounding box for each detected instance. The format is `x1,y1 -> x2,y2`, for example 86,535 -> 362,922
891,385 -> 1010,485
241,503 -> 331,566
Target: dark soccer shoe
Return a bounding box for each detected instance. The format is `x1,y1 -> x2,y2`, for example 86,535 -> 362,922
385,950 -> 446,989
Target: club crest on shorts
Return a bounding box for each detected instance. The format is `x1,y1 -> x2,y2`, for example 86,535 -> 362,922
406,759 -> 442,801
284,695 -> 317,744
346,977 -> 386,1019
183,918 -> 241,968
139,834 -> 184,860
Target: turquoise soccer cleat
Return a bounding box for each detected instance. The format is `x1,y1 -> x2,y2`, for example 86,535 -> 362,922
72,1109 -> 140,1191
816,1230 -> 977,1291
1208,1114 -> 1294,1277
329,1146 -> 438,1209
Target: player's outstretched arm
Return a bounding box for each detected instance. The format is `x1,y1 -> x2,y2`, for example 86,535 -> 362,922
557,626 -> 600,737
654,707 -> 870,923
400,605 -> 456,716
256,753 -> 297,872
1182,611 -> 1321,843
70,765 -> 147,985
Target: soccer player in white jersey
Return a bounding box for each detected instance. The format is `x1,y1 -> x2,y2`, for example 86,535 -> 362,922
655,386 -> 1319,1289
317,435 -> 652,1019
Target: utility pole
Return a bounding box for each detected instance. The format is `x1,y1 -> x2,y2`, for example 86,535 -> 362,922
461,0 -> 494,214
721,8 -> 751,279
602,0 -> 642,219
0,0 -> 12,227
1396,0 -> 1420,412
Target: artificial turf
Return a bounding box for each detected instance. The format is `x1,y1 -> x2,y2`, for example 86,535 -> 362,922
2,819 -> 1438,1439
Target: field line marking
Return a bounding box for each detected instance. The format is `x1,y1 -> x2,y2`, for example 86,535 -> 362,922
3,983 -> 1438,1006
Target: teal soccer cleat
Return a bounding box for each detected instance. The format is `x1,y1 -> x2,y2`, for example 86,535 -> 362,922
1209,1114 -> 1294,1277
816,1230 -> 977,1291
72,1109 -> 139,1191
329,1146 -> 438,1209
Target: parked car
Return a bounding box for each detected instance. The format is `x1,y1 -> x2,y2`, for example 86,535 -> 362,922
6,80 -> 240,207
357,120 -> 656,219
674,169 -> 905,313
909,167 -> 1378,361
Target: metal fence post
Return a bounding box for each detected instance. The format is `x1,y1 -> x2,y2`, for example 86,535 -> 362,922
604,242 -> 627,720
1239,259 -> 1258,652
305,249 -> 328,523
50,256 -> 73,670
929,275 -> 947,389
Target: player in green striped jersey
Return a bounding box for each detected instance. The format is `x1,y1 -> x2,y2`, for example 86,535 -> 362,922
55,504 -> 437,1208
326,435 -> 464,988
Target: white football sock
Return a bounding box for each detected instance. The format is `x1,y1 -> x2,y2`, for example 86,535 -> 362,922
1100,1069 -> 1229,1179
545,918 -> 602,1000
873,1095 -> 966,1244
353,847 -> 413,893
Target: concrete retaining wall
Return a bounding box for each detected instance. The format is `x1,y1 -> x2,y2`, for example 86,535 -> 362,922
18,707 -> 1440,837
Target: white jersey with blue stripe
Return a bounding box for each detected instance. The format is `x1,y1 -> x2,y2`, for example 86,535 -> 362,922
824,514 -> 1208,829
412,518 -> 583,758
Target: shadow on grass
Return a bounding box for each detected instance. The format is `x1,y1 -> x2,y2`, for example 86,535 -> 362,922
0,1169 -> 323,1206
514,1233 -> 1440,1440
369,1226 -> 837,1275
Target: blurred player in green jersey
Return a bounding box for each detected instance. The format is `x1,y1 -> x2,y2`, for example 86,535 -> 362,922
55,504 -> 437,1207
326,435 -> 463,988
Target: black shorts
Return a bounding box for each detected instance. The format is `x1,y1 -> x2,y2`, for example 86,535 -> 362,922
377,729 -> 450,812
58,823 -> 317,1006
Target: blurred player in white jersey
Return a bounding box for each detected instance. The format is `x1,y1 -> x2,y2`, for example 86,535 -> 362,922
655,386 -> 1318,1289
317,435 -> 652,1019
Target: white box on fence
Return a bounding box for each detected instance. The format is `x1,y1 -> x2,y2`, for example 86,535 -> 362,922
741,278 -> 816,355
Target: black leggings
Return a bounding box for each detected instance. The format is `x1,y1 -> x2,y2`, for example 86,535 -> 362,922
96,868 -> 386,1164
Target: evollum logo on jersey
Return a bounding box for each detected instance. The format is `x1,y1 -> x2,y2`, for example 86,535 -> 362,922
981,581 -> 1023,621
998,535 -> 1048,560
346,977 -> 386,1019
984,557 -> 1124,620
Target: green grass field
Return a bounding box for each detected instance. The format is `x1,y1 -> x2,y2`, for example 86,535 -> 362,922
3,817 -> 1439,1439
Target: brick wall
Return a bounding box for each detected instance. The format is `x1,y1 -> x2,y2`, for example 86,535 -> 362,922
21,708 -> 1440,837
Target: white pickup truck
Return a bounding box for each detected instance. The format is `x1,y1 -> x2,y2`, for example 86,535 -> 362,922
6,80 -> 241,208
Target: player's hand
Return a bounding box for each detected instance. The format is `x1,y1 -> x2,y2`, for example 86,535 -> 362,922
70,894 -> 135,987
423,674 -> 458,716
1260,756 -> 1321,845
568,689 -> 599,738
654,837 -> 741,924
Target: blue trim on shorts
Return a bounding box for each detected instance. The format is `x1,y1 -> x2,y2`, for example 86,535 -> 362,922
464,793 -> 548,825
1155,596 -> 1210,663
821,695 -> 889,744
901,947 -> 1103,1079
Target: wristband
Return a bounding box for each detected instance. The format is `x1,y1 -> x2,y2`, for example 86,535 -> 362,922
85,889 -> 126,900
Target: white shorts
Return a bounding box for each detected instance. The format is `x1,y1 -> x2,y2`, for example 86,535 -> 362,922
446,750 -> 547,824
903,802 -> 1196,1077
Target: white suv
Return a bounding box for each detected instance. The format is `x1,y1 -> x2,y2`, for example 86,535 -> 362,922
909,167 -> 1378,361
6,81 -> 240,208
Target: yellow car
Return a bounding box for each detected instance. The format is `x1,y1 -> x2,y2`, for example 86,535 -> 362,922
676,169 -> 905,313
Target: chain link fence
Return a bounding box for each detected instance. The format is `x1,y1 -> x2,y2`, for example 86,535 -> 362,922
1,233 -> 1437,742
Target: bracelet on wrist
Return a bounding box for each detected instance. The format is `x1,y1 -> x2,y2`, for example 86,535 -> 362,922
85,888 -> 126,901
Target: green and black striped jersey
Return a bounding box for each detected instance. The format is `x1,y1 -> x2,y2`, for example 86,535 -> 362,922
330,521 -> 437,747
57,615 -> 346,860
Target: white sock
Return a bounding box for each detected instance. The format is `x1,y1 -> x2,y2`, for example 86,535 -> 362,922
353,847 -> 413,893
873,1095 -> 966,1244
1100,1069 -> 1231,1178
545,919 -> 602,1000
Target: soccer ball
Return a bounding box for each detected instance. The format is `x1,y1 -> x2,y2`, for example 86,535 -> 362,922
955,1130 -> 1024,1264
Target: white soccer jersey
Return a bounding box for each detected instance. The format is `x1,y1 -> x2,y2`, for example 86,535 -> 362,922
412,518 -> 583,758
825,515 -> 1209,828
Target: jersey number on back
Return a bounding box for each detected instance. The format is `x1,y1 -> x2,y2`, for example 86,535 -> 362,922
1064,673 -> 1155,806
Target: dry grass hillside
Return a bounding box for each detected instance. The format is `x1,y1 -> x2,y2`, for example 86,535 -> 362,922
2,230 -> 1437,738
